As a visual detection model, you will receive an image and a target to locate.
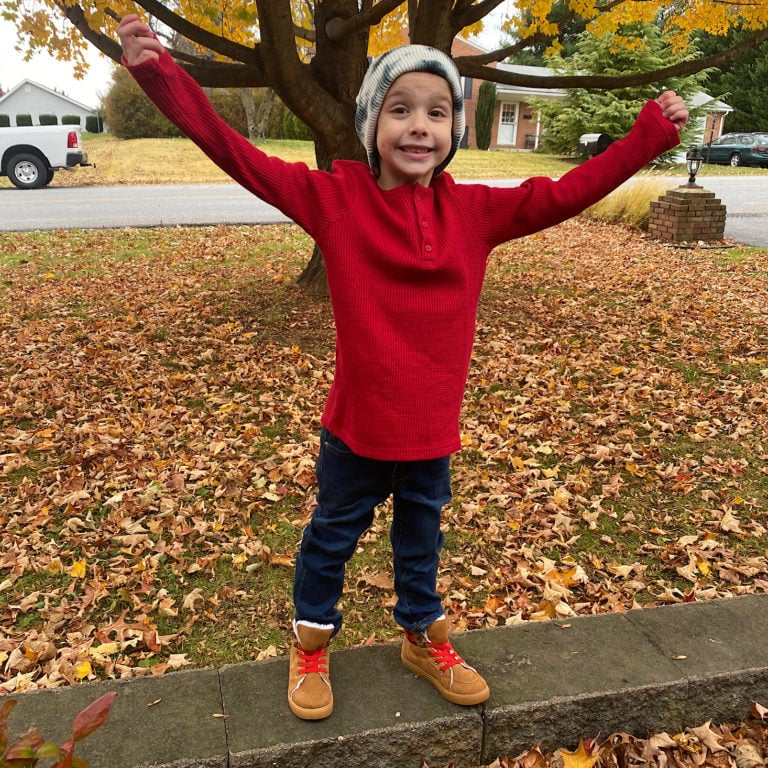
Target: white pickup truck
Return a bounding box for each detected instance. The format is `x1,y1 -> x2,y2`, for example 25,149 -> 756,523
0,125 -> 91,189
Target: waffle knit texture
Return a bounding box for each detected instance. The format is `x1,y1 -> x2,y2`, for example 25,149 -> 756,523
355,44 -> 465,177
125,51 -> 680,462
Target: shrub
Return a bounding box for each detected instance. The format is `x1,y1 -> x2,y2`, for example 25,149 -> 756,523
0,691 -> 115,768
103,66 -> 182,139
0,114 -> 10,127
85,115 -> 104,134
39,114 -> 58,126
282,110 -> 312,141
208,89 -> 248,136
583,177 -> 673,230
15,114 -> 33,127
62,115 -> 81,126
475,80 -> 496,151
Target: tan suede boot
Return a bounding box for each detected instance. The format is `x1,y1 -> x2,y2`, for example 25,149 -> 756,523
287,621 -> 334,720
401,617 -> 490,705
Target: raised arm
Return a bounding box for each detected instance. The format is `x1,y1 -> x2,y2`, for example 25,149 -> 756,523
461,94 -> 688,248
113,15 -> 350,238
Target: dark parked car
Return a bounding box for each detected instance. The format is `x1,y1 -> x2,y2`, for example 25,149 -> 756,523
699,133 -> 768,168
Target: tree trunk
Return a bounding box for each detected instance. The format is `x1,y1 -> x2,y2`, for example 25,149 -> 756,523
294,131 -> 366,297
239,88 -> 258,141
252,87 -> 276,141
292,0 -> 370,298
295,246 -> 329,297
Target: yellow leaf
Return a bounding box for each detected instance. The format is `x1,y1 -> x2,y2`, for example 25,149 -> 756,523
559,738 -> 600,768
90,642 -> 120,657
512,456 -> 526,471
76,660 -> 93,679
69,559 -> 87,578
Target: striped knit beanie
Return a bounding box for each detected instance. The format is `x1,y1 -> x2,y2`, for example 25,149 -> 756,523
355,44 -> 465,178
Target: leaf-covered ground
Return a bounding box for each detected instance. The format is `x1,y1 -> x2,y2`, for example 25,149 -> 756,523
1,220 -> 767,749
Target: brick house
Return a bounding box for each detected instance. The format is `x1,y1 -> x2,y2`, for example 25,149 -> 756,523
451,37 -> 731,151
451,37 -> 562,151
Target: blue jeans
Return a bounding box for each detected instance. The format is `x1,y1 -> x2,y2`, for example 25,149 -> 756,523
293,428 -> 451,636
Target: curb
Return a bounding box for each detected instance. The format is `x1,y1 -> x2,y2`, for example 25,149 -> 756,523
4,595 -> 768,768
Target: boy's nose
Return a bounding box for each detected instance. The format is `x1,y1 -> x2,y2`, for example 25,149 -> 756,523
408,111 -> 429,133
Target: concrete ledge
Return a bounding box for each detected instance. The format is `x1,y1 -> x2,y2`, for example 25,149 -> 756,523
3,595 -> 768,768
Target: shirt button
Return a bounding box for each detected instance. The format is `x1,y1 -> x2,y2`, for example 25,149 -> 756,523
422,220 -> 429,228
425,244 -> 433,253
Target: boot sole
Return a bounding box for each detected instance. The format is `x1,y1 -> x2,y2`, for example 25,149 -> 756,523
401,648 -> 490,706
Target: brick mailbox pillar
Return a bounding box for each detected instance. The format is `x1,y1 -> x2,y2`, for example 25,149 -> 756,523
648,186 -> 726,243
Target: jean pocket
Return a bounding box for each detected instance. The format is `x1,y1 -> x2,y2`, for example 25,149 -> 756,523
321,428 -> 355,456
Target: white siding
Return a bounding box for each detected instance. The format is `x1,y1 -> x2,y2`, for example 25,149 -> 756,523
0,80 -> 96,127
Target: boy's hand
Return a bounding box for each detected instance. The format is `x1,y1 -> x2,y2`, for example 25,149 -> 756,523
656,90 -> 689,133
117,14 -> 165,66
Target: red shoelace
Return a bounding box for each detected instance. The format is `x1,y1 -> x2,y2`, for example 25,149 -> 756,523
427,641 -> 464,672
406,631 -> 464,672
297,645 -> 328,675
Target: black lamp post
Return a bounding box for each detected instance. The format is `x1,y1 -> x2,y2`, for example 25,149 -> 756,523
685,146 -> 704,187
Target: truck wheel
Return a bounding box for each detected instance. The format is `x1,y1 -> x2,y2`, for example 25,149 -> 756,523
7,153 -> 49,189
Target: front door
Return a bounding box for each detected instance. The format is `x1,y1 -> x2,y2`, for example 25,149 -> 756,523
497,102 -> 518,146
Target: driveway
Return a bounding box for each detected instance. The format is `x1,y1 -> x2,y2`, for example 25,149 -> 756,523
0,176 -> 766,247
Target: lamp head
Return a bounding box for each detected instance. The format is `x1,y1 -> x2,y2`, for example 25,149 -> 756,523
686,146 -> 703,187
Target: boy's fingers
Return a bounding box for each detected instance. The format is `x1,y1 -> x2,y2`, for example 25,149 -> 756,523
655,90 -> 688,131
117,13 -> 163,64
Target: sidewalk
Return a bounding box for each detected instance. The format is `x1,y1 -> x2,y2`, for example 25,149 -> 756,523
4,594 -> 768,768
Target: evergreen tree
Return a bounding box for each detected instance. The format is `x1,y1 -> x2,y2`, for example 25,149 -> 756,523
530,22 -> 708,156
695,30 -> 768,133
475,81 -> 497,150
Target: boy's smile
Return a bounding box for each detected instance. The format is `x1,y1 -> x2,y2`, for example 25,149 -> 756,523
375,71 -> 454,190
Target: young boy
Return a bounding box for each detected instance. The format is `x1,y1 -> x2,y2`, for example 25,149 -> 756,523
117,15 -> 688,721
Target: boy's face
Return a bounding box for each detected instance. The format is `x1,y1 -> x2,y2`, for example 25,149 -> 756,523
375,71 -> 453,190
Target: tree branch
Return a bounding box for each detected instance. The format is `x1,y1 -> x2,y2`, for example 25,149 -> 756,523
325,0 -> 405,42
254,0 -> 304,84
454,0 -> 508,30
454,27 -> 768,88
295,24 -> 316,43
131,0 -> 261,64
58,3 -> 125,64
457,32 -> 561,66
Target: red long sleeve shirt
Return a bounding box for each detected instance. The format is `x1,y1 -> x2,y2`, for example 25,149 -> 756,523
127,53 -> 680,461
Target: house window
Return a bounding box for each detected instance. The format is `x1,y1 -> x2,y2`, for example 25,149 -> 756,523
497,102 -> 518,145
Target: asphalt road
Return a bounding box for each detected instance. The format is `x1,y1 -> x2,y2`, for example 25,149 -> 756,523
1,176 -> 766,247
